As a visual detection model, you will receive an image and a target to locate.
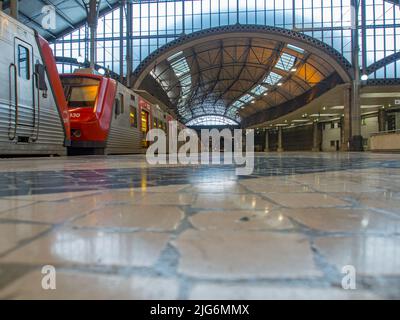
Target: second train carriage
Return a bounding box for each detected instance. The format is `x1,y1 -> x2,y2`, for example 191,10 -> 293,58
61,71 -> 177,155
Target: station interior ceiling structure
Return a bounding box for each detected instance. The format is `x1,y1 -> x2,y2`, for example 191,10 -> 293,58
132,25 -> 351,126
1,0 -> 400,130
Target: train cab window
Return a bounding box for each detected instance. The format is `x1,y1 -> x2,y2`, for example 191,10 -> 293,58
18,45 -> 30,80
130,106 -> 137,128
62,77 -> 100,108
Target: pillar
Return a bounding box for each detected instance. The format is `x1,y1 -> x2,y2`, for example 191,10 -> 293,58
312,121 -> 321,152
264,130 -> 269,152
349,0 -> 363,151
126,0 -> 133,87
119,1 -> 125,83
378,109 -> 386,132
341,84 -> 351,151
87,0 -> 100,70
277,127 -> 284,152
10,0 -> 18,19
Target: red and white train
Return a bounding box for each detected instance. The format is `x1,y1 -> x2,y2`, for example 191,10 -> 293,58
61,71 -> 176,155
0,10 -> 179,156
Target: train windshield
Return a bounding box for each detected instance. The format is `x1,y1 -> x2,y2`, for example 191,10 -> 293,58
62,77 -> 100,108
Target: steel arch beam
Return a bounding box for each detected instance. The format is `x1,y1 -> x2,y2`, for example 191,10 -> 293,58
132,24 -> 353,89
366,51 -> 400,75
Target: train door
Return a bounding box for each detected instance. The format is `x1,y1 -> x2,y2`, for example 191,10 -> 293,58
12,39 -> 35,141
141,109 -> 150,148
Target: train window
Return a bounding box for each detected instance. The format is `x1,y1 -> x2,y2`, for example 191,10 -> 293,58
130,105 -> 137,128
141,110 -> 149,133
119,93 -> 125,114
18,45 -> 30,80
115,99 -> 121,116
62,77 -> 100,108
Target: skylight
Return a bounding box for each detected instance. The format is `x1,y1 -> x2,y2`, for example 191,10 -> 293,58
231,100 -> 244,109
240,94 -> 254,104
287,44 -> 305,54
186,116 -> 238,126
251,85 -> 268,96
168,53 -> 192,116
275,53 -> 296,71
263,72 -> 282,85
171,57 -> 190,76
167,51 -> 183,62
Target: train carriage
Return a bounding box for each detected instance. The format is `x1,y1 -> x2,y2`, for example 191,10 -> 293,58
62,71 -> 175,155
0,11 -> 70,156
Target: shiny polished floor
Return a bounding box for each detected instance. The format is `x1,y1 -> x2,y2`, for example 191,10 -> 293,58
0,152 -> 399,300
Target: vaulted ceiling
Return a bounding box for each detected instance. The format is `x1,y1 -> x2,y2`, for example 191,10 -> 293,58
133,26 -> 352,126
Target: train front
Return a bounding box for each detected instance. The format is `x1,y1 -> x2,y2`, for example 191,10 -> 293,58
61,73 -> 117,154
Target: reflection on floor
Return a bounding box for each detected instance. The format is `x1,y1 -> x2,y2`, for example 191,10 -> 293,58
0,152 -> 399,300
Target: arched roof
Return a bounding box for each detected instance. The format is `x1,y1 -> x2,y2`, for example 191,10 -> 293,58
133,24 -> 352,125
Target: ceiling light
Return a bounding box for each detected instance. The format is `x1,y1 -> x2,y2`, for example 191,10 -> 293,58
277,83 -> 283,86
361,74 -> 369,81
331,106 -> 344,110
310,113 -> 339,117
98,68 -> 106,75
290,68 -> 297,72
323,107 -> 326,111
77,55 -> 85,64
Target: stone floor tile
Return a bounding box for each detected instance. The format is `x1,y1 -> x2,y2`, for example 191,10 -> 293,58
314,236 -> 400,276
0,229 -> 170,268
193,194 -> 274,210
190,210 -> 293,231
0,199 -> 35,214
265,193 -> 350,208
280,208 -> 400,233
173,230 -> 321,279
0,223 -> 50,255
189,283 -> 381,300
73,204 -> 184,231
0,270 -> 179,300
0,198 -> 101,224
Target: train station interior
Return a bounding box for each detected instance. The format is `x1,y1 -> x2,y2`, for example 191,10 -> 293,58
0,0 -> 400,300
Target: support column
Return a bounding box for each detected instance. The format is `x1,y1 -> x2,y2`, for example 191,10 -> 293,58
10,0 -> 18,19
126,0 -> 133,87
341,84 -> 352,151
349,0 -> 363,151
378,109 -> 387,132
277,127 -> 284,152
85,0 -> 100,70
264,130 -> 269,152
119,1 -> 125,83
312,121 -> 321,152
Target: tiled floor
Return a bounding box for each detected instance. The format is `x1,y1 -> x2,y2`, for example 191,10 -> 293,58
0,152 -> 399,300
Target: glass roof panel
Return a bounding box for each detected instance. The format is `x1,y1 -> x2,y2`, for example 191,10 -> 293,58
263,72 -> 283,85
186,115 -> 239,126
275,53 -> 296,71
251,85 -> 268,96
